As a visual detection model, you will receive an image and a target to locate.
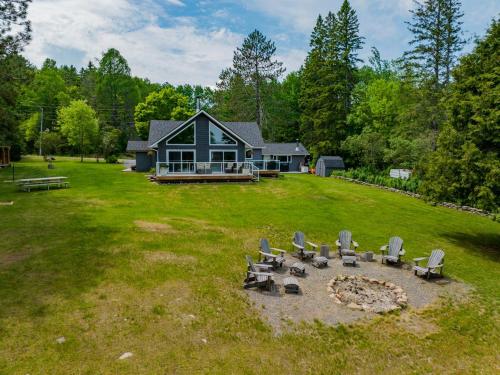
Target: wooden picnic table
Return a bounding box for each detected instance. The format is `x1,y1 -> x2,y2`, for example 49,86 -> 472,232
17,176 -> 69,192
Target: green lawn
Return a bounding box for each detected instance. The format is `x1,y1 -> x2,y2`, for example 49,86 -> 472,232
0,157 -> 499,374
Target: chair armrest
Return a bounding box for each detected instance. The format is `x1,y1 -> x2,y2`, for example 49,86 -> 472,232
270,247 -> 287,254
292,242 -> 304,250
335,240 -> 341,248
259,251 -> 278,258
254,263 -> 273,270
352,241 -> 359,249
306,241 -> 318,249
431,263 -> 444,269
380,245 -> 388,254
413,257 -> 427,265
399,248 -> 406,256
249,271 -> 273,277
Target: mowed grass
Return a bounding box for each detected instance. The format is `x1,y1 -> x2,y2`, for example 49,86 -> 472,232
0,157 -> 498,374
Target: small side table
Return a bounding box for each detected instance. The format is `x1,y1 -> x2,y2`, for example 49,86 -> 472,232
342,255 -> 357,266
320,244 -> 331,258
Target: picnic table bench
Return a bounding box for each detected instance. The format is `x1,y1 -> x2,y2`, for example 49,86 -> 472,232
17,176 -> 69,192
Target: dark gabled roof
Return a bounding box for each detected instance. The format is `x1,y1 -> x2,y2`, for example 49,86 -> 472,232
126,140 -> 150,152
262,142 -> 310,156
223,122 -> 265,148
147,111 -> 264,148
148,120 -> 183,145
317,156 -> 345,168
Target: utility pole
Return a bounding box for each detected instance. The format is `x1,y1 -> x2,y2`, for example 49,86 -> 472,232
39,107 -> 44,156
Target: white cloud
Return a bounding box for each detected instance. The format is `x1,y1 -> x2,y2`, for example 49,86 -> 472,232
23,0 -> 243,85
165,0 -> 185,6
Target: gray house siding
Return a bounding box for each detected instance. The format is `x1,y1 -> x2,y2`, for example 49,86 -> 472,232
290,155 -> 305,172
252,148 -> 263,160
136,152 -> 153,172
156,113 -> 246,163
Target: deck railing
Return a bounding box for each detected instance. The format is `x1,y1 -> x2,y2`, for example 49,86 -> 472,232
251,160 -> 280,171
156,161 -> 258,178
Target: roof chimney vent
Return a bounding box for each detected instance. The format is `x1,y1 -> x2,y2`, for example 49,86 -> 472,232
295,139 -> 300,152
196,96 -> 201,112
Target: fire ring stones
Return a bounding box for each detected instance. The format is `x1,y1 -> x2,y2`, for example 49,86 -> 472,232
327,275 -> 408,313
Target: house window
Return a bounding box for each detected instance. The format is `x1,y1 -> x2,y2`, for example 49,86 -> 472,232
209,122 -> 236,145
167,123 -> 195,145
210,150 -> 237,162
245,148 -> 253,159
271,155 -> 291,163
167,150 -> 195,173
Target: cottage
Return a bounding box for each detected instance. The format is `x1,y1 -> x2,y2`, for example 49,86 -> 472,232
315,156 -> 345,177
126,110 -> 309,182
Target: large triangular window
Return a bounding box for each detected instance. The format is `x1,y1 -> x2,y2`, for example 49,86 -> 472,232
167,123 -> 195,145
209,122 -> 236,145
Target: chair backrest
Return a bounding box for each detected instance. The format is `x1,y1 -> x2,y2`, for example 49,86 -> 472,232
294,231 -> 305,247
245,255 -> 256,272
388,236 -> 403,257
260,238 -> 271,254
428,249 -> 445,268
339,230 -> 352,249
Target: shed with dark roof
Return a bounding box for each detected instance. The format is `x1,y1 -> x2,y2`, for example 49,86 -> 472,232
126,140 -> 154,172
315,156 -> 345,177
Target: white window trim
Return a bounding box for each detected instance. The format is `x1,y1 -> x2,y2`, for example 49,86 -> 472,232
245,148 -> 253,160
208,121 -> 237,146
209,149 -> 238,163
166,149 -> 197,163
166,122 -> 196,146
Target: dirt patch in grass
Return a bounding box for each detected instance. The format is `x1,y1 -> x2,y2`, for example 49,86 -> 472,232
396,312 -> 440,337
134,220 -> 177,234
142,251 -> 197,264
246,253 -> 471,333
163,217 -> 232,235
0,250 -> 31,267
0,201 -> 14,206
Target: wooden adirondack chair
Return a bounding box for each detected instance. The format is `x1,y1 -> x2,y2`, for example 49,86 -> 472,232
259,238 -> 286,269
335,230 -> 359,257
380,236 -> 405,264
413,249 -> 445,279
292,231 -> 317,260
243,255 -> 274,290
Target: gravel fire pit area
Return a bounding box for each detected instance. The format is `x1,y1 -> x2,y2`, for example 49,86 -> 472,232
246,254 -> 469,332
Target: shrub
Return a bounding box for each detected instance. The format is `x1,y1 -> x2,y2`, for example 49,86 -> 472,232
105,154 -> 118,164
333,168 -> 421,193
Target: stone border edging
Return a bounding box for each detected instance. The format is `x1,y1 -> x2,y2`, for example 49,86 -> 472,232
331,175 -> 493,218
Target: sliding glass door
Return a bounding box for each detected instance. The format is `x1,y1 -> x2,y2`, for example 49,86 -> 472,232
167,150 -> 195,173
210,150 -> 237,173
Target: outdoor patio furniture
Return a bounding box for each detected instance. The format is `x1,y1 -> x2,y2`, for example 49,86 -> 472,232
259,238 -> 286,269
413,249 -> 445,279
336,230 -> 359,257
312,256 -> 328,268
320,244 -> 331,258
290,262 -> 306,276
380,236 -> 405,264
243,255 -> 274,291
292,231 -> 317,260
342,255 -> 357,266
283,277 -> 300,294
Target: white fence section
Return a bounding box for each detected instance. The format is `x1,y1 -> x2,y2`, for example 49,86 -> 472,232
389,169 -> 412,180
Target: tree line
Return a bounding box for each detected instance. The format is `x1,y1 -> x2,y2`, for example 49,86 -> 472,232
0,0 -> 498,210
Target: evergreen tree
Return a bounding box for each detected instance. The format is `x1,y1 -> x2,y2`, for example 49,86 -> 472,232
421,20 -> 499,210
232,30 -> 285,129
405,0 -> 465,86
300,1 -> 363,160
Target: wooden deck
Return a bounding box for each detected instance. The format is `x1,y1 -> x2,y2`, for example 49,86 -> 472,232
153,174 -> 255,183
259,170 -> 280,178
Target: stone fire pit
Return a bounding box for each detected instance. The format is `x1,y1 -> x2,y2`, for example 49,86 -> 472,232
327,275 -> 408,313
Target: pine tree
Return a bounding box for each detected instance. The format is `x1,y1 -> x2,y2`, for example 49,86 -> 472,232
300,1 -> 363,159
405,0 -> 464,86
232,30 -> 285,129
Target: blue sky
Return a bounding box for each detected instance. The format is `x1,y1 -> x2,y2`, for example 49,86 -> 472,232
24,0 -> 499,86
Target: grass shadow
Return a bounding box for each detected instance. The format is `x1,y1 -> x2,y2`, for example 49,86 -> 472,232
440,231 -> 500,262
